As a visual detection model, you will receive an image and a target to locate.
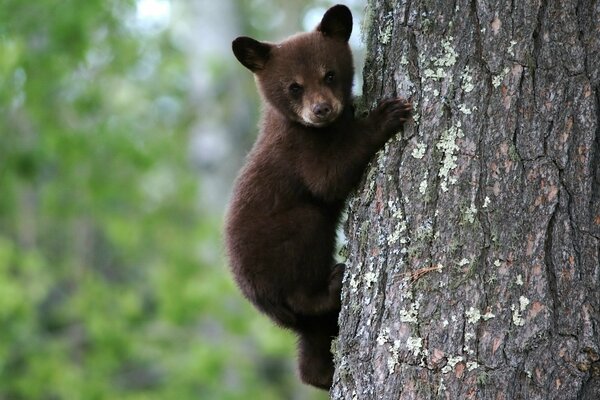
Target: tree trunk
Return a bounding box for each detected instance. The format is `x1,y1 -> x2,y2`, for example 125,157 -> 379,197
332,0 -> 600,399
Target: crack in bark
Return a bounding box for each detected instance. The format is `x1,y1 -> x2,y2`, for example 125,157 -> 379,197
544,196 -> 559,331
469,0 -> 487,74
512,65 -> 527,161
575,0 -> 592,83
403,0 -> 412,28
530,0 -> 548,104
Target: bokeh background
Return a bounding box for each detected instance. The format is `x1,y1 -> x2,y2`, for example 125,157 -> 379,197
0,1 -> 364,398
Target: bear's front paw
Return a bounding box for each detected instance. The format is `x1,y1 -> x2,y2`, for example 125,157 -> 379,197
374,97 -> 412,135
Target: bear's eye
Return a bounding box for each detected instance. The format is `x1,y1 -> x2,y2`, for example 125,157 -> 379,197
288,82 -> 303,96
324,71 -> 335,83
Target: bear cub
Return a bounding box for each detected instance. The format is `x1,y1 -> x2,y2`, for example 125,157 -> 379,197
225,4 -> 411,390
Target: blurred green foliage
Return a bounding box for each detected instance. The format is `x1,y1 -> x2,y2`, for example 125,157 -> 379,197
0,0 -> 328,398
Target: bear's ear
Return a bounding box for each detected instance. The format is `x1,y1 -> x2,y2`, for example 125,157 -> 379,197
232,37 -> 272,72
316,4 -> 353,42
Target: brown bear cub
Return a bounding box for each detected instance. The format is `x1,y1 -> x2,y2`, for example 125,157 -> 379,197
225,4 -> 411,390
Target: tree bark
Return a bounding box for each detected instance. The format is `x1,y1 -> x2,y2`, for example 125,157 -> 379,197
332,0 -> 600,399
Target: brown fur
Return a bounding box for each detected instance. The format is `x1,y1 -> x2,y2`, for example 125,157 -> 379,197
225,5 -> 411,390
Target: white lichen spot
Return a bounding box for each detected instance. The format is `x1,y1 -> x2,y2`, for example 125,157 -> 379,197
516,274 -> 524,286
465,307 -> 482,324
349,273 -> 359,293
400,300 -> 420,323
437,377 -> 446,395
467,361 -> 479,371
511,304 -> 524,326
393,209 -> 404,221
377,327 -> 390,345
519,296 -> 530,310
442,355 -> 463,374
423,68 -> 446,80
494,259 -> 502,267
406,336 -> 423,357
412,113 -> 420,125
511,296 -> 530,326
442,319 -> 449,327
387,228 -> 401,245
378,21 -> 393,44
419,174 -> 429,195
462,81 -> 475,93
364,271 -> 377,288
458,103 -> 474,115
411,141 -> 427,159
483,196 -> 491,208
482,312 -> 496,321
402,289 -> 414,301
508,40 -> 517,56
457,258 -> 471,267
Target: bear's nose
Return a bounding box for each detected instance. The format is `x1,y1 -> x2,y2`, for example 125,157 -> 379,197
313,103 -> 332,118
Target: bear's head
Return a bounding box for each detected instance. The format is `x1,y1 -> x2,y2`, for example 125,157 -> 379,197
232,5 -> 354,128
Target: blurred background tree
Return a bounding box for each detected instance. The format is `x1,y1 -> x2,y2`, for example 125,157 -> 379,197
0,0 -> 363,399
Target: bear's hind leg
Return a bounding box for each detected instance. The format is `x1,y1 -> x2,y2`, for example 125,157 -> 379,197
296,314 -> 339,390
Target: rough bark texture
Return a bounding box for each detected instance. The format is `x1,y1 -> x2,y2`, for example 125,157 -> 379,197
332,0 -> 600,399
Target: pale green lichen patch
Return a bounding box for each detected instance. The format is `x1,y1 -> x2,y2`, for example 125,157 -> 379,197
412,112 -> 421,126
387,221 -> 407,245
467,361 -> 479,371
438,39 -> 458,68
465,307 -> 482,324
348,263 -> 362,293
465,307 -> 496,324
492,67 -> 510,88
461,66 -> 475,93
387,340 -> 402,374
421,38 -> 458,83
406,336 -> 423,357
437,121 -> 464,191
458,104 -> 476,115
378,13 -> 394,44
411,141 -> 427,159
423,67 -> 447,80
464,203 -> 478,223
441,355 -> 463,374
